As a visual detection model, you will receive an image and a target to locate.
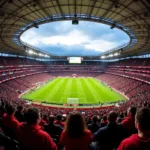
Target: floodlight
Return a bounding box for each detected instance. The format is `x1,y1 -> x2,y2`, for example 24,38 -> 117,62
110,23 -> 116,29
33,23 -> 39,28
28,50 -> 34,54
72,19 -> 79,25
101,56 -> 106,59
109,54 -> 113,57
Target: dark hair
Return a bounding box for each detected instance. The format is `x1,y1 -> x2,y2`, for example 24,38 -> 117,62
24,107 -> 39,124
103,115 -> 107,121
119,112 -> 124,118
7,105 -> 15,115
65,112 -> 86,137
49,115 -> 55,124
92,116 -> 98,123
57,114 -> 62,121
129,106 -> 137,116
108,111 -> 118,123
43,114 -> 48,119
97,117 -> 101,124
17,105 -> 23,111
0,106 -> 6,114
40,113 -> 43,118
136,107 -> 150,131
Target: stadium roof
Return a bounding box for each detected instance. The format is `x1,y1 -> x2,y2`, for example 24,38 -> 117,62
0,0 -> 150,59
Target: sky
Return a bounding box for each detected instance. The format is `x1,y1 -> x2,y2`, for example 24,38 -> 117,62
21,21 -> 130,56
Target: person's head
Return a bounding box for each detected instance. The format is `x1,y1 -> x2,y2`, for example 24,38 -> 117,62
92,116 -> 98,124
119,112 -> 124,118
0,106 -> 6,118
62,115 -> 67,122
103,115 -> 107,121
49,115 -> 55,124
65,112 -> 86,137
17,105 -> 23,112
108,111 -> 118,124
43,114 -> 48,120
127,106 -> 137,117
135,107 -> 150,133
24,107 -> 40,125
7,105 -> 16,115
97,117 -> 101,124
57,114 -> 62,121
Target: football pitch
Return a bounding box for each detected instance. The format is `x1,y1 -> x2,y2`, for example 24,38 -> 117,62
21,77 -> 126,105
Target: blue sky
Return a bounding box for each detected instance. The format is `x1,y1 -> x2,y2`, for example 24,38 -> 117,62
21,21 -> 129,56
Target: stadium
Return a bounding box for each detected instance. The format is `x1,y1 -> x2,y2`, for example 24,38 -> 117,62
0,0 -> 150,150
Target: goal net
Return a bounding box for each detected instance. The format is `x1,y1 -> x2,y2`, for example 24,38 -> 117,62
67,98 -> 79,104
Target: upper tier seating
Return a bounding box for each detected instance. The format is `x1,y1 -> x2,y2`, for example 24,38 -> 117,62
106,58 -> 150,84
0,57 -> 103,84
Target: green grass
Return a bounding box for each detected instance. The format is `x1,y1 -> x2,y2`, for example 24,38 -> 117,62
21,77 -> 126,105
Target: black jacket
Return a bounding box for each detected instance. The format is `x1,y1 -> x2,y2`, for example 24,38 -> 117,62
93,123 -> 126,150
88,123 -> 101,134
44,123 -> 63,137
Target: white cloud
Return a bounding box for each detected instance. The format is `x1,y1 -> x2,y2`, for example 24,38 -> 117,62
54,21 -> 73,32
21,22 -> 129,54
84,40 -> 118,52
21,30 -> 41,45
21,29 -> 117,52
21,29 -> 90,47
43,30 -> 89,46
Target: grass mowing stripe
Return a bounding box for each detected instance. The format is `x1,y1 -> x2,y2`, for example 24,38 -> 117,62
21,77 -> 126,105
91,78 -> 116,102
77,78 -> 87,103
60,78 -> 72,104
39,78 -> 64,102
87,78 -> 105,103
71,78 -> 78,98
45,78 -> 67,103
89,78 -> 114,102
79,78 -> 94,104
92,78 -> 125,102
22,78 -> 61,100
38,78 -> 63,101
83,78 -> 100,104
81,78 -> 98,104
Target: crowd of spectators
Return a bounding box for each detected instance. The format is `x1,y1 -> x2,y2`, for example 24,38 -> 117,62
0,57 -> 150,149
110,58 -> 150,66
0,73 -> 52,104
97,74 -> 150,108
0,100 -> 150,150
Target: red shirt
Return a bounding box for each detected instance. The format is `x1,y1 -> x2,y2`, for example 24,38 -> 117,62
54,120 -> 65,128
121,115 -> 135,131
60,129 -> 92,150
39,119 -> 46,127
17,122 -> 57,150
118,134 -> 150,150
3,114 -> 20,131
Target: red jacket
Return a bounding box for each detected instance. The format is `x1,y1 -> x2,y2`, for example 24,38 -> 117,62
17,122 -> 57,150
3,114 -> 20,131
121,115 -> 136,131
117,134 -> 150,150
60,129 -> 92,150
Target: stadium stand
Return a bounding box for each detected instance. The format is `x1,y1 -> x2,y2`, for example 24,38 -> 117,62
0,0 -> 150,149
0,57 -> 150,149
